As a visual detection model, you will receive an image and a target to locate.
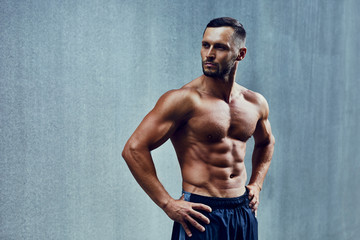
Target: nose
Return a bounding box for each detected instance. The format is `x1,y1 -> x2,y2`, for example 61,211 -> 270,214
206,46 -> 215,59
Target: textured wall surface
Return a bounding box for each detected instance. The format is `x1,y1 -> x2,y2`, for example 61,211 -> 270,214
1,0 -> 359,239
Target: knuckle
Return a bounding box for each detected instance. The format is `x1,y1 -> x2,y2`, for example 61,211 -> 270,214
181,223 -> 188,230
190,219 -> 198,226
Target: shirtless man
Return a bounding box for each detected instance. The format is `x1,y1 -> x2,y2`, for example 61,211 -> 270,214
122,17 -> 275,240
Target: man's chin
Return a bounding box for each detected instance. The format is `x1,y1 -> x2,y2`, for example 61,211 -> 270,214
203,69 -> 219,78
204,71 -> 224,78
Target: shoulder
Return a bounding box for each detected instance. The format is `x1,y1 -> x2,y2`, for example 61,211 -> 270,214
153,85 -> 201,120
236,84 -> 269,119
159,77 -> 204,107
158,84 -> 201,106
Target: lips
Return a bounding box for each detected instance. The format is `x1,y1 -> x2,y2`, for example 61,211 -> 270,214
204,62 -> 217,67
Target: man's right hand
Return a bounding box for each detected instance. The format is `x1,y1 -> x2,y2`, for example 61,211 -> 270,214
163,194 -> 212,238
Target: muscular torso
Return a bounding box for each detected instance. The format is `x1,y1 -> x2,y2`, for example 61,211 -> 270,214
170,79 -> 261,198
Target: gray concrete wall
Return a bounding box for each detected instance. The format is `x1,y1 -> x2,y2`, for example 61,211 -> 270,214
1,0 -> 359,239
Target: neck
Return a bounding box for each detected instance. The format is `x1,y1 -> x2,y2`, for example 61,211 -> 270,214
202,62 -> 238,103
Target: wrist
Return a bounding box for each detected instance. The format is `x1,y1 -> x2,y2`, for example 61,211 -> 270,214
249,182 -> 262,191
160,196 -> 174,212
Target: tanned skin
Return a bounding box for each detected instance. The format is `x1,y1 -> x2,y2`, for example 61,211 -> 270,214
122,26 -> 275,238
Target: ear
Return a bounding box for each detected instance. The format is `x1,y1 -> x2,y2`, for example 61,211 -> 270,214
236,47 -> 247,61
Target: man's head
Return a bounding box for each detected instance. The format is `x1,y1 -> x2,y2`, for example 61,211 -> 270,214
201,17 -> 247,78
204,17 -> 246,49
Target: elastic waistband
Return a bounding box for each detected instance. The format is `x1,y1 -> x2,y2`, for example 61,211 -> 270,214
182,188 -> 249,209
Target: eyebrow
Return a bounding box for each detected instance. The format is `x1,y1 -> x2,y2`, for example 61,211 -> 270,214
214,43 -> 229,49
202,41 -> 229,48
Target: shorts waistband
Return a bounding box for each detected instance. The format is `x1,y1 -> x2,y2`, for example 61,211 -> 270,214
182,188 -> 249,209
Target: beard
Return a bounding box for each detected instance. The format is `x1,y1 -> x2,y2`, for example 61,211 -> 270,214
202,59 -> 236,78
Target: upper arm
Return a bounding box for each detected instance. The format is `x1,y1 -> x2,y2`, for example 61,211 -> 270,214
253,94 -> 274,147
126,89 -> 197,151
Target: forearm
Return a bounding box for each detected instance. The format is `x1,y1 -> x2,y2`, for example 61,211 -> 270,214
122,143 -> 172,210
249,136 -> 275,190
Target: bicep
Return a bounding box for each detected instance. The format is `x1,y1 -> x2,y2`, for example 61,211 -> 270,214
253,118 -> 273,147
127,90 -> 194,151
253,95 -> 273,146
130,109 -> 177,150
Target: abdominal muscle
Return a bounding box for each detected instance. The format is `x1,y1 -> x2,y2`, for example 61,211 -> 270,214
173,137 -> 248,198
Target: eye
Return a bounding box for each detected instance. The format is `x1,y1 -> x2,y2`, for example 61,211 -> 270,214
215,45 -> 227,50
202,42 -> 209,48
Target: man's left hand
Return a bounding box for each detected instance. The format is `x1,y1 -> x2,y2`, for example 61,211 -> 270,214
246,184 -> 261,216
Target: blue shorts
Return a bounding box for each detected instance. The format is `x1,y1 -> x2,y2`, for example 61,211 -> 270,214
171,189 -> 258,240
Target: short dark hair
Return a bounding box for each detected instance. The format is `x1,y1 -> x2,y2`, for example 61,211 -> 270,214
204,17 -> 246,45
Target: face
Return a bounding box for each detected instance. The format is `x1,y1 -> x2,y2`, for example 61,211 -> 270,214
201,27 -> 244,78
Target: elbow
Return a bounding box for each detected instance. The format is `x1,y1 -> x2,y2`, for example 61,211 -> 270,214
122,140 -> 135,163
122,145 -> 129,162
122,139 -> 145,163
